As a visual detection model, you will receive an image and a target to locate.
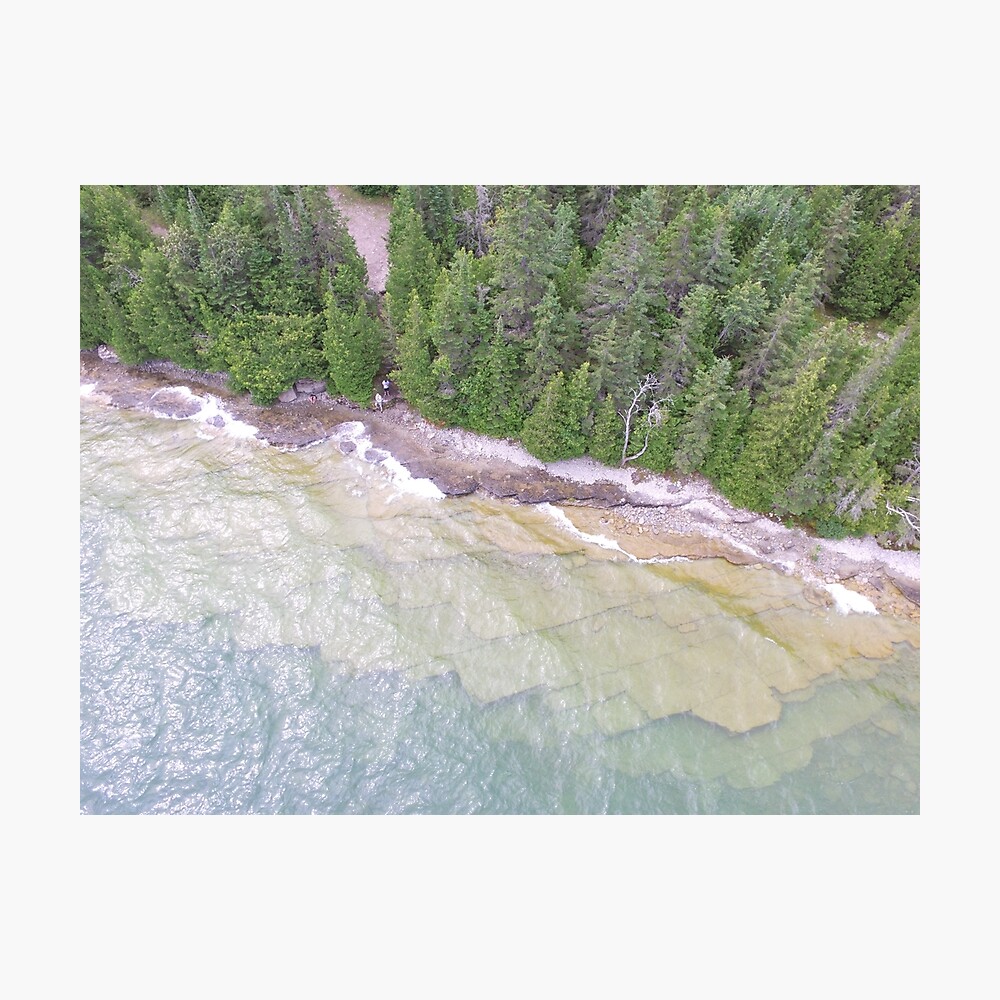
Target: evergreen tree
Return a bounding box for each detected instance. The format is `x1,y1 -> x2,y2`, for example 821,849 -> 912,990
390,290 -> 442,420
717,279 -> 769,354
724,358 -> 836,511
217,312 -> 325,405
461,318 -> 526,438
426,248 -> 493,382
672,358 -> 734,475
409,185 -> 459,262
702,386 -> 751,485
732,223 -> 794,307
660,284 -> 718,389
385,194 -> 439,335
520,372 -> 568,461
80,256 -> 107,349
813,189 -> 859,302
160,217 -> 207,317
581,186 -> 669,397
659,186 -> 734,304
588,394 -> 624,467
127,246 -> 198,367
200,201 -> 256,315
519,363 -> 592,462
830,201 -> 919,321
487,185 -> 560,339
323,299 -> 383,405
735,259 -> 820,396
522,280 -> 572,410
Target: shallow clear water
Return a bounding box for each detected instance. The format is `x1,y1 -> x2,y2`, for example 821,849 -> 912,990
79,395 -> 919,814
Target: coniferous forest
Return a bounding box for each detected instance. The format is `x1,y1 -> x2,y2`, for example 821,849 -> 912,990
81,184 -> 920,546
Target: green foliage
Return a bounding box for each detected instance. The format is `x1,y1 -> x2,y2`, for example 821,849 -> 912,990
127,247 -> 198,367
519,373 -> 567,461
391,290 -> 443,420
830,202 -> 919,321
385,193 -> 439,335
672,358 -> 733,475
633,416 -> 678,474
81,185 -> 153,275
724,358 -> 835,511
352,185 -> 398,198
701,386 -> 750,484
324,300 -> 383,405
660,284 -> 719,389
582,187 -> 669,401
217,313 -> 325,405
461,320 -> 526,438
659,186 -> 735,302
522,280 -> 572,410
488,186 -> 560,339
80,256 -> 107,349
427,249 -> 493,382
80,184 -> 918,544
408,185 -> 459,262
588,395 -> 624,467
520,363 -> 592,462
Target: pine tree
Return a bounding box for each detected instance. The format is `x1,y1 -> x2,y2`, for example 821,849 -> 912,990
702,386 -> 751,486
520,372 -> 568,461
520,364 -> 594,463
200,201 -> 256,315
216,312 -> 324,405
588,395 -> 624,467
522,280 -> 570,410
581,186 -> 668,399
390,290 -> 442,420
658,186 -> 734,304
724,358 -> 836,512
716,279 -> 769,354
461,318 -> 526,438
427,249 -> 493,384
486,186 -> 559,340
732,223 -> 794,307
735,259 -> 820,396
672,358 -> 734,475
814,189 -> 859,302
80,256 -> 107,349
385,196 -> 439,335
323,299 -> 383,405
127,247 -> 198,367
409,185 -> 458,262
660,283 -> 718,389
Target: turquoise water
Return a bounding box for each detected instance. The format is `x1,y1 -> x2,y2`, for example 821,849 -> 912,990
79,396 -> 919,814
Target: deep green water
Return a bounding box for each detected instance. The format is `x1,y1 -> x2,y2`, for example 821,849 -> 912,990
79,393 -> 919,814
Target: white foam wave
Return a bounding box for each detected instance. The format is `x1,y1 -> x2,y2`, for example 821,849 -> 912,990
540,504 -> 692,564
540,503 -> 632,557
333,421 -> 445,500
148,386 -> 259,439
825,582 -> 878,615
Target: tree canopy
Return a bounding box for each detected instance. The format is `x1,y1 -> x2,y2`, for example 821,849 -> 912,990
82,183 -> 920,544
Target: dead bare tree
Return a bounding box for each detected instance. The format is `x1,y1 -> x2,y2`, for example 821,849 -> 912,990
620,374 -> 668,466
458,185 -> 496,257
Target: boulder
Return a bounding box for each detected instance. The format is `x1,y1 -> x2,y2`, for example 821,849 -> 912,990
278,388 -> 297,403
149,389 -> 201,419
97,344 -> 120,363
885,569 -> 920,606
834,558 -> 864,579
294,378 -> 327,395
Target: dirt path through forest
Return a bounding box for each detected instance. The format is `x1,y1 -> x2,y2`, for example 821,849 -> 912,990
327,186 -> 392,293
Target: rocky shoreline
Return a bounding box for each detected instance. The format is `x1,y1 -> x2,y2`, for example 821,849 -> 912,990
79,350 -> 920,622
